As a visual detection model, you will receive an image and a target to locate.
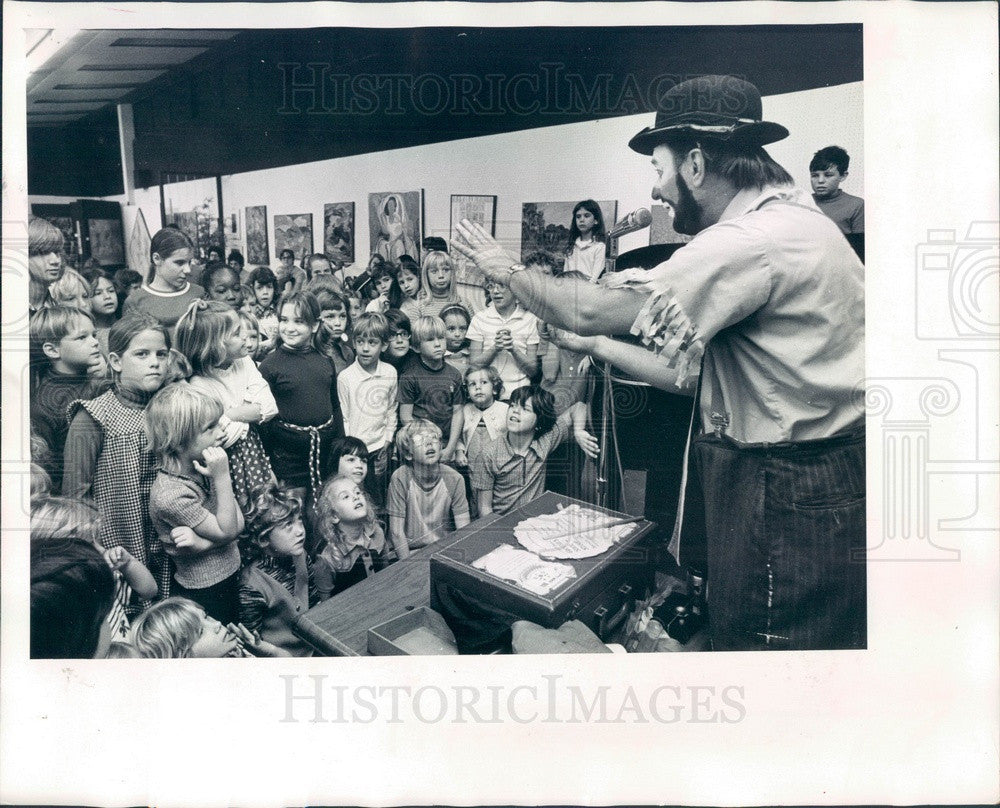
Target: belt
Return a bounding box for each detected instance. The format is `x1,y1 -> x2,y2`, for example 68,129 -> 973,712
276,416 -> 338,501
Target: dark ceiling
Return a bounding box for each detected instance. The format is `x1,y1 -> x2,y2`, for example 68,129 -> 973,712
27,24 -> 863,197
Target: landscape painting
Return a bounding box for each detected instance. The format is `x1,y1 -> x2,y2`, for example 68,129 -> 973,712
274,213 -> 313,262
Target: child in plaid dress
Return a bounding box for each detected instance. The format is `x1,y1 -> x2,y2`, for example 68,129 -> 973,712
62,314 -> 173,605
175,300 -> 277,511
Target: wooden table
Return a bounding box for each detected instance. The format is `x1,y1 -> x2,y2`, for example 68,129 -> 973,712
294,510 -> 507,656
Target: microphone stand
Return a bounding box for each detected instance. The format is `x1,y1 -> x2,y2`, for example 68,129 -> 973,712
595,235 -> 618,510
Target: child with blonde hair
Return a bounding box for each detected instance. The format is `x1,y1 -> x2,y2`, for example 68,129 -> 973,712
417,250 -> 460,320
388,419 -> 470,559
28,216 -> 65,313
131,597 -> 241,658
47,268 -> 92,312
174,299 -> 277,509
146,382 -> 244,623
398,315 -> 464,463
312,474 -> 388,600
238,309 -> 264,363
29,306 -> 106,493
337,312 -> 397,508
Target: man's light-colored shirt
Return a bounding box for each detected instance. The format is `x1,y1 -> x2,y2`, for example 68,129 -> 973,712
606,186 -> 864,444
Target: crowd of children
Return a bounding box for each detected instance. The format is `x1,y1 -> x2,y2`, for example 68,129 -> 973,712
26,146 -> 865,658
28,222 -> 599,659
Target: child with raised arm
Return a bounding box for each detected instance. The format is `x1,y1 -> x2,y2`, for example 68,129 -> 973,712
470,384 -> 599,516
398,315 -> 464,464
387,419 -> 470,560
146,382 -> 245,624
31,495 -> 159,641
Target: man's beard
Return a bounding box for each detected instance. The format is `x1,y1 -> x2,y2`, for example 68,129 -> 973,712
672,174 -> 704,236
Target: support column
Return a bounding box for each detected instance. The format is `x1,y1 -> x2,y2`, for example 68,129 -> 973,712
117,103 -> 136,205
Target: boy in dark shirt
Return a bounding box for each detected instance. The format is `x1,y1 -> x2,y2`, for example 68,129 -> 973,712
810,145 -> 865,234
29,306 -> 105,493
398,315 -> 464,464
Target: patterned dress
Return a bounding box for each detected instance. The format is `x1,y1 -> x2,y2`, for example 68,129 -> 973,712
69,389 -> 171,607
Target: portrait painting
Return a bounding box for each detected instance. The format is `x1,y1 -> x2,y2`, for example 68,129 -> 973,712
368,190 -> 422,261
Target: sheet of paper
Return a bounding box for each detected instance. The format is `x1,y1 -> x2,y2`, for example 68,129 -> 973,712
471,544 -> 577,596
513,503 -> 636,559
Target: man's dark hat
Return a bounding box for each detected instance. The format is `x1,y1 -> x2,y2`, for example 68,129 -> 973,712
628,75 -> 789,155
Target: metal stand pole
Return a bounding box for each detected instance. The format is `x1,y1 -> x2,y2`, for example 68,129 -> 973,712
595,235 -> 618,510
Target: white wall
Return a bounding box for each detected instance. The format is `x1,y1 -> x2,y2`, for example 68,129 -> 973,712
31,82 -> 863,268
225,81 -> 864,268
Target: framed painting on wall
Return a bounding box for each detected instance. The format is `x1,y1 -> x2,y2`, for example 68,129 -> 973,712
223,211 -> 242,256
162,176 -> 223,259
324,202 -> 355,265
274,213 -> 313,262
450,194 -> 497,289
88,218 -> 126,265
520,199 -> 617,270
126,208 -> 152,276
245,205 -> 269,265
368,190 -> 422,261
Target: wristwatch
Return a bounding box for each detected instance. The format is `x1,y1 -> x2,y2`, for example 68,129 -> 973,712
506,263 -> 527,282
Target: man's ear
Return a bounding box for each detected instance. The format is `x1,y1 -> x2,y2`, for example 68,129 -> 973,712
41,341 -> 62,361
686,148 -> 707,188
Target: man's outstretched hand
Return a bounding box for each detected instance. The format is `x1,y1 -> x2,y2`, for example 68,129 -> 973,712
451,219 -> 520,283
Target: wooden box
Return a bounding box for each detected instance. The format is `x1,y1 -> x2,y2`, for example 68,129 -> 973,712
430,492 -> 656,643
367,606 -> 458,656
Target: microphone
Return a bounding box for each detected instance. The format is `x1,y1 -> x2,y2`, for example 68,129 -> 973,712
607,208 -> 653,240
